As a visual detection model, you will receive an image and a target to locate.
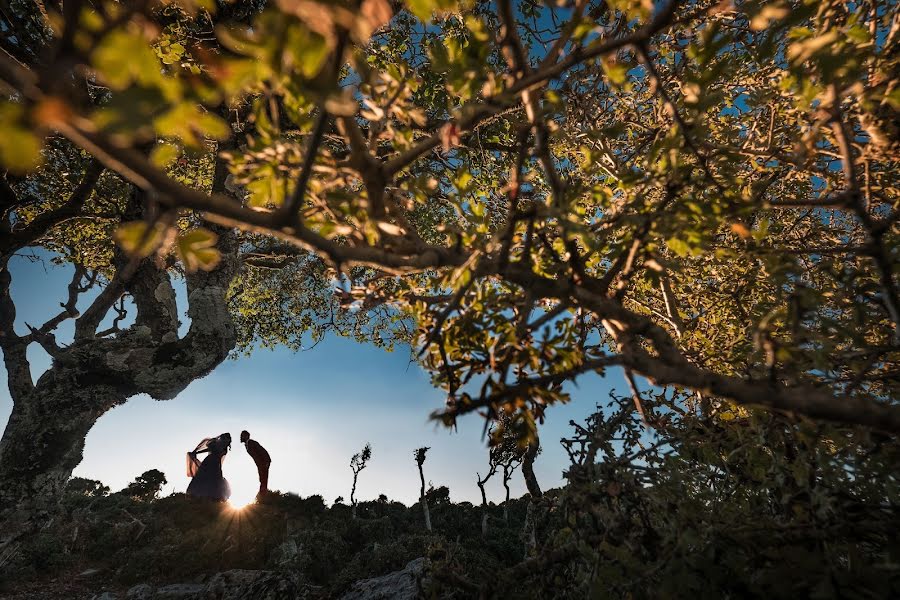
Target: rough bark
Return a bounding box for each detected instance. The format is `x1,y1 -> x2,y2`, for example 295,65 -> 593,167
522,500 -> 537,558
417,462 -> 431,532
0,162 -> 240,536
0,371 -> 124,520
520,435 -> 542,555
0,228 -> 238,520
502,464 -> 512,524
521,437 -> 542,499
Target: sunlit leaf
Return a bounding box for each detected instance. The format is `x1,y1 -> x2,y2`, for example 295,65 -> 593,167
114,221 -> 168,258
176,228 -> 222,272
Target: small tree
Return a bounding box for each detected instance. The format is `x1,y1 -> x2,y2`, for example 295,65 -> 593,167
414,446 -> 432,532
425,485 -> 450,505
66,477 -> 109,498
120,469 -> 167,502
520,432 -> 542,556
490,418 -> 525,523
349,443 -> 371,519
475,420 -> 504,535
521,436 -> 542,499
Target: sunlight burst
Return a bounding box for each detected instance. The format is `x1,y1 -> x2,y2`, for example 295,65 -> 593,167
228,498 -> 253,511
228,487 -> 257,511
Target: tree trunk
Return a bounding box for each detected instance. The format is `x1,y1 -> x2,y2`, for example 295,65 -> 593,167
421,497 -> 432,532
0,377 -> 124,519
0,232 -> 238,536
351,473 -> 358,519
502,465 -> 511,523
522,437 -> 542,498
0,151 -> 239,544
418,464 -> 431,532
522,500 -> 537,558
478,474 -> 490,537
520,436 -> 541,557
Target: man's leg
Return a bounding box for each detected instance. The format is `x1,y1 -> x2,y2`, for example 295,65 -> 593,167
259,461 -> 270,496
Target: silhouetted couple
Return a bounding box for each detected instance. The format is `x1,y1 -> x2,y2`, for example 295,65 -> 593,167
185,431 -> 271,502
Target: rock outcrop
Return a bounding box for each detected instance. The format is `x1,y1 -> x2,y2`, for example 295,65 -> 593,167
338,558 -> 426,600
89,557 -> 428,600
92,569 -> 311,600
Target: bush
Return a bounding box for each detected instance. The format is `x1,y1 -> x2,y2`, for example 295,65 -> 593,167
119,469 -> 167,502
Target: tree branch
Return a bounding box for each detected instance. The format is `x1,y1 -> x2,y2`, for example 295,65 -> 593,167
0,263 -> 34,401
0,160 -> 103,259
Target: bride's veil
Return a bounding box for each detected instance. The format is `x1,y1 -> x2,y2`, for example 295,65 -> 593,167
186,437 -> 214,477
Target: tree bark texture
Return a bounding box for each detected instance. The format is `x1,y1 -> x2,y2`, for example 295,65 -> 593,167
1,208 -> 238,547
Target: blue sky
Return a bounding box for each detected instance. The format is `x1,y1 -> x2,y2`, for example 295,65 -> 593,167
0,250 -> 627,506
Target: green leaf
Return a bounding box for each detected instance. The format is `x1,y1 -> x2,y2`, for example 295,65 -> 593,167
0,102 -> 42,173
285,27 -> 330,78
601,58 -> 629,86
666,238 -> 691,257
407,0 -> 436,21
150,142 -> 182,168
407,0 -> 456,22
176,228 -> 222,272
114,221 -> 168,258
154,103 -> 230,147
93,30 -> 167,91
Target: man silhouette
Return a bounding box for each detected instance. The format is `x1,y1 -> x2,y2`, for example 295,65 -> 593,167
240,430 -> 271,498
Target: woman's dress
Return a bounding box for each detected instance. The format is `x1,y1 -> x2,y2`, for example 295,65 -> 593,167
186,437 -> 231,501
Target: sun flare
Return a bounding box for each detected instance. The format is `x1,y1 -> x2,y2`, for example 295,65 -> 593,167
228,486 -> 258,511
228,498 -> 253,511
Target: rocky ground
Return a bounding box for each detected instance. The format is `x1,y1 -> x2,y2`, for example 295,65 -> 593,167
0,489 -> 530,600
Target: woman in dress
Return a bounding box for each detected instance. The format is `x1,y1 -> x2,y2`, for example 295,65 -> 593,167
185,433 -> 232,501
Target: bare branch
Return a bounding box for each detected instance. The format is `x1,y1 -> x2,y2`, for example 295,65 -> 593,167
74,274 -> 124,341
23,264 -> 88,341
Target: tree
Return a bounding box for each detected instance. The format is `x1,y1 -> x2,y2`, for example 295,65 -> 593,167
1,0 -> 897,537
0,1 -> 378,534
0,169 -> 240,534
119,469 -> 168,502
520,431 -> 542,556
475,413 -> 528,534
535,391 -> 900,597
66,477 -> 109,498
5,0 -> 895,434
413,446 -> 432,531
474,457 -> 497,537
349,443 -> 372,519
424,484 -> 450,505
489,413 -> 526,523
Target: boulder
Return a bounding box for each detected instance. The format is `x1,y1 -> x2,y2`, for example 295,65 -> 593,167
270,539 -> 300,567
78,568 -> 104,578
338,558 -> 426,600
118,571 -> 304,600
204,569 -> 307,600
126,584 -> 155,600
155,583 -> 205,599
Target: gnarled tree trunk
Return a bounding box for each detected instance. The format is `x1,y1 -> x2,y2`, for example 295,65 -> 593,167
522,436 -> 541,499
521,435 -> 541,556
0,375 -> 124,519
0,164 -> 240,539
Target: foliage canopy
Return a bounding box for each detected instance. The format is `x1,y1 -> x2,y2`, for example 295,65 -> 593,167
0,2 -> 898,592
3,0 -> 896,434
